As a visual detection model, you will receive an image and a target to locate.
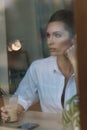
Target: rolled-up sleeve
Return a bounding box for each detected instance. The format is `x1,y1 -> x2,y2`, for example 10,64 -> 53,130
15,62 -> 39,110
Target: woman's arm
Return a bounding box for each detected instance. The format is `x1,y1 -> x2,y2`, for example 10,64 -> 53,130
66,45 -> 77,75
66,45 -> 79,93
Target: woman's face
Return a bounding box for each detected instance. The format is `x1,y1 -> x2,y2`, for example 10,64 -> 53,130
46,21 -> 74,56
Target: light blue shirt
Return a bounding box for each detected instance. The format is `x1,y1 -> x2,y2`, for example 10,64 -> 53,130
15,56 -> 77,113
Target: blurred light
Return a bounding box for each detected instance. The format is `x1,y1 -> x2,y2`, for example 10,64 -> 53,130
8,39 -> 22,52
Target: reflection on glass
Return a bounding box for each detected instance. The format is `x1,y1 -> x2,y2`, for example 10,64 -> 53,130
0,1 -> 80,129
62,95 -> 80,130
7,39 -> 29,94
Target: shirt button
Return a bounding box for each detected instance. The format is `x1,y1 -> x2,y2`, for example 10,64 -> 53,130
54,70 -> 57,73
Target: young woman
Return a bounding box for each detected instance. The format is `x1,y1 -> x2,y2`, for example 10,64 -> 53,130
1,9 -> 77,122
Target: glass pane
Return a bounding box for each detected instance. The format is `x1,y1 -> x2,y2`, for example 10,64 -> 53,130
0,0 -> 80,130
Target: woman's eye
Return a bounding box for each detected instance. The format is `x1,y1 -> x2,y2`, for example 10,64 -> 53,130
46,33 -> 50,38
54,32 -> 62,38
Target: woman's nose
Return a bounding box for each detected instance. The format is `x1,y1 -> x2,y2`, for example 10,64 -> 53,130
47,36 -> 54,45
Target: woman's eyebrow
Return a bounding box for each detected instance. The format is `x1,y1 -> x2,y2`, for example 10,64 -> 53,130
53,31 -> 62,35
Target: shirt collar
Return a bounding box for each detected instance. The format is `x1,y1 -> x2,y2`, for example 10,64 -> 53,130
50,56 -> 75,77
50,56 -> 60,73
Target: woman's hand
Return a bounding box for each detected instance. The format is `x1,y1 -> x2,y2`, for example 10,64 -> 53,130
1,104 -> 24,122
66,45 -> 77,72
1,106 -> 9,122
66,45 -> 79,90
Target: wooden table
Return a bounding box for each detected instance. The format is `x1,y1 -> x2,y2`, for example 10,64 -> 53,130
0,111 -> 63,130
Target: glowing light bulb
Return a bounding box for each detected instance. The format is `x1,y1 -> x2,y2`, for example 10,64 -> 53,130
12,40 -> 22,51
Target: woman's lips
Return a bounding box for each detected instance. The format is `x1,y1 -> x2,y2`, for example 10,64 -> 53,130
49,48 -> 56,52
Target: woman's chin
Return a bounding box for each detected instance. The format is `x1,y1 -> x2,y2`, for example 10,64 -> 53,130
50,53 -> 57,56
50,52 -> 57,56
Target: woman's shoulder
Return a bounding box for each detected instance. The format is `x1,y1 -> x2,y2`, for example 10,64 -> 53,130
26,56 -> 57,74
31,56 -> 56,66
